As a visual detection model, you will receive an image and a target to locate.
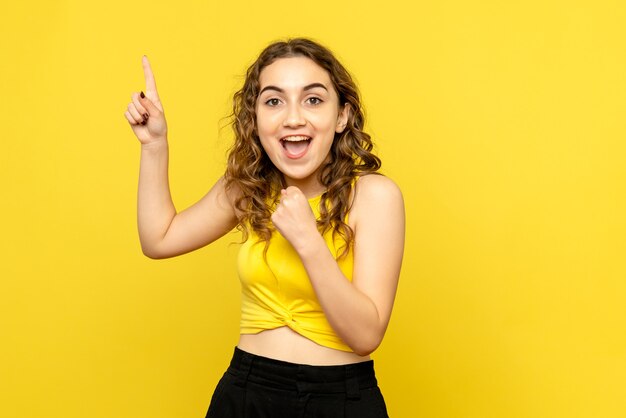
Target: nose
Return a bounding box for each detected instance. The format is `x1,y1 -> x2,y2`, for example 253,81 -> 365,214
282,103 -> 306,127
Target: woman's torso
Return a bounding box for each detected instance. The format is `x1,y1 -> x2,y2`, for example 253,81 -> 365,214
236,182 -> 369,365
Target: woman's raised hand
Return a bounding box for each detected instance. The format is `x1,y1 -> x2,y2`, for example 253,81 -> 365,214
124,56 -> 168,145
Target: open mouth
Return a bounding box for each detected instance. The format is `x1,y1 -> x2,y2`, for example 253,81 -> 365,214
280,135 -> 312,158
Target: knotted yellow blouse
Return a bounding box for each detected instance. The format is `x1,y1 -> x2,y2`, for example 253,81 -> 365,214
237,193 -> 354,352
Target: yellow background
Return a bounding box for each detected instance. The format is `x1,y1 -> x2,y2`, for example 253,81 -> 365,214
1,1 -> 625,417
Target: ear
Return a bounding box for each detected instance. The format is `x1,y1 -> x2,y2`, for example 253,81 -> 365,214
336,103 -> 350,133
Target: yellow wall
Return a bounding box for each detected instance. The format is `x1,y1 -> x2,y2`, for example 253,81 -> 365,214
1,1 -> 625,417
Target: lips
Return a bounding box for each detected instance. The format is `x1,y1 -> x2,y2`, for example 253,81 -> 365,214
280,135 -> 312,159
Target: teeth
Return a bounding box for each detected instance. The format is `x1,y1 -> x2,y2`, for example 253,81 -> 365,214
282,135 -> 311,142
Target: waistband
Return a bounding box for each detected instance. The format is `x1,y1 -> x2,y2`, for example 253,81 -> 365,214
227,346 -> 378,399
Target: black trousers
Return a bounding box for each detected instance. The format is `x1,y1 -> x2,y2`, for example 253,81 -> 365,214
205,347 -> 389,418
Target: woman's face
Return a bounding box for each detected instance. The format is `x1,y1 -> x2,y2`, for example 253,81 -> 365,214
255,56 -> 349,195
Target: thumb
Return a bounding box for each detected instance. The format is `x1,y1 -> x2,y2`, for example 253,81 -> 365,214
138,91 -> 163,115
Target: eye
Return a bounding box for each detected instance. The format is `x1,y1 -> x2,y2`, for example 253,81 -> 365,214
265,98 -> 281,106
307,97 -> 323,105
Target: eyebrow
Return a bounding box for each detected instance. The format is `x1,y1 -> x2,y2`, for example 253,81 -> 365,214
258,82 -> 329,96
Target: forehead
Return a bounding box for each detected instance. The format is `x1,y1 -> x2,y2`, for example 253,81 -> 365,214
258,56 -> 332,90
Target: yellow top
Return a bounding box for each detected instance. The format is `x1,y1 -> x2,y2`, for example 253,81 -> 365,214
237,193 -> 354,352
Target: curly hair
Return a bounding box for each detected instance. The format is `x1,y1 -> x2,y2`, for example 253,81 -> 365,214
224,37 -> 381,258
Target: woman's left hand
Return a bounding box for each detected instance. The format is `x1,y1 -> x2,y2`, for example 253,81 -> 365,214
271,186 -> 320,252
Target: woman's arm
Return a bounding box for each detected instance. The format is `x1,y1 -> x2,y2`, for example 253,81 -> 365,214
125,56 -> 238,259
138,169 -> 238,259
271,175 -> 405,355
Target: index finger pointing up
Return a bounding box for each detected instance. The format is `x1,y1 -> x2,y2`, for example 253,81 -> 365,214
142,55 -> 159,98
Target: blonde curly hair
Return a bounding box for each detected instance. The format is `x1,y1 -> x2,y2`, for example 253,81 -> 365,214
224,38 -> 381,258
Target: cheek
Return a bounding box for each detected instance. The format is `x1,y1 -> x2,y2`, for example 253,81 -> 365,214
255,114 -> 266,135
258,136 -> 273,156
310,110 -> 339,132
256,120 -> 274,154
256,111 -> 280,136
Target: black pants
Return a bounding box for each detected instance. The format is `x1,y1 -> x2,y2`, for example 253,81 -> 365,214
205,347 -> 389,418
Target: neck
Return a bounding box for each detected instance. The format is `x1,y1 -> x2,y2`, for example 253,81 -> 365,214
283,176 -> 325,199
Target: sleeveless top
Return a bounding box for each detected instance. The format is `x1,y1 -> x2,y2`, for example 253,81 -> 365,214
237,193 -> 354,352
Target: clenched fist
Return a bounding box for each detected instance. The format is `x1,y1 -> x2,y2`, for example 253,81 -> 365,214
271,187 -> 320,252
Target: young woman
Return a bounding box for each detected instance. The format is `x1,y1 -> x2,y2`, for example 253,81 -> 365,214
124,38 -> 405,417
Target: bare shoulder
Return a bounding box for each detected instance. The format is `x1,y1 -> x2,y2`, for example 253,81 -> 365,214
353,174 -> 404,209
219,176 -> 244,216
355,174 -> 402,199
351,174 -> 404,225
